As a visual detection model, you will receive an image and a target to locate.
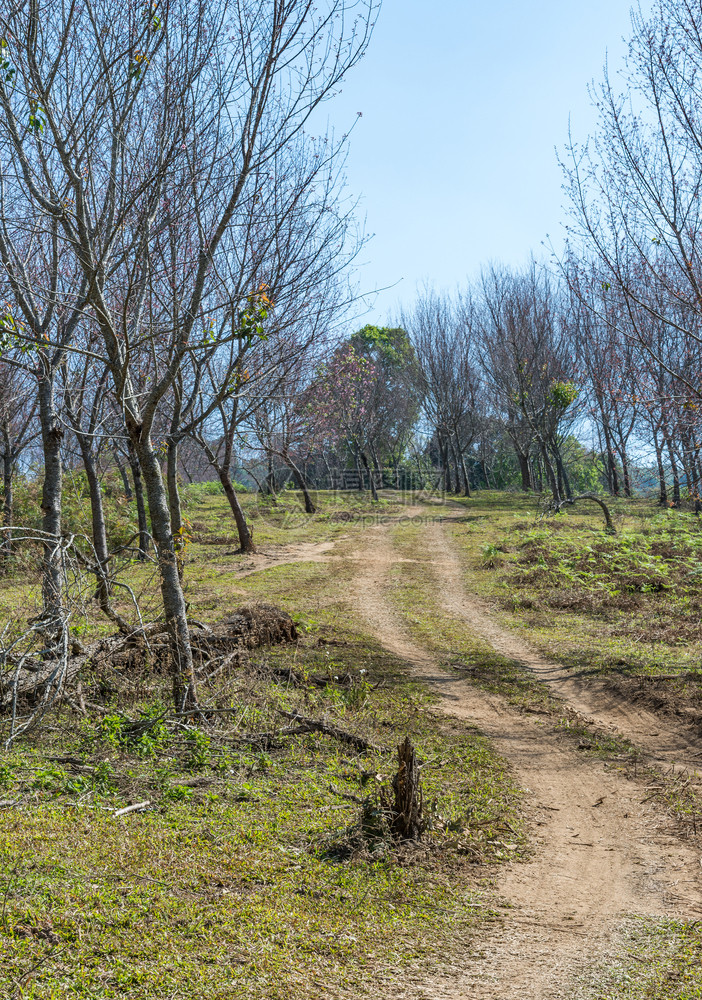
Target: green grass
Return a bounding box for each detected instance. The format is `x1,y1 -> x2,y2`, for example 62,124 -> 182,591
0,495 -> 524,999
2,488 -> 702,998
445,492 -> 702,683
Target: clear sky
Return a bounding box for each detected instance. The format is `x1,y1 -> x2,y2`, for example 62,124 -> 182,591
325,0 -> 650,326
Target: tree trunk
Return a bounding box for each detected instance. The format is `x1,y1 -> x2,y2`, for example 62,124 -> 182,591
459,448 -> 471,498
653,432 -> 668,505
448,436 -> 463,495
114,449 -> 133,500
1,425 -> 13,559
360,450 -> 378,501
82,449 -> 112,610
517,451 -> 532,491
266,450 -> 276,497
370,441 -> 383,487
603,424 -> 619,496
620,447 -> 632,498
666,439 -> 681,505
540,442 -> 560,505
127,439 -> 149,560
554,448 -> 572,500
166,439 -> 185,579
440,437 -> 453,493
38,373 -> 64,620
131,427 -> 198,711
219,468 -> 257,553
282,452 -> 316,514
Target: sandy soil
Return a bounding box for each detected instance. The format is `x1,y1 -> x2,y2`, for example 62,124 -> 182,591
227,540 -> 338,578
346,517 -> 702,999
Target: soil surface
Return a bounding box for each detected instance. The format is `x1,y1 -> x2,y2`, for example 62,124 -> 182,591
347,513 -> 702,999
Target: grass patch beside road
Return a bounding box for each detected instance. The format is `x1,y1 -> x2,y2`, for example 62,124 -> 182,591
0,499 -> 522,1000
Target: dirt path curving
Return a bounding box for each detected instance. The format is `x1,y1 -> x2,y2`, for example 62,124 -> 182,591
348,521 -> 702,999
426,518 -> 702,777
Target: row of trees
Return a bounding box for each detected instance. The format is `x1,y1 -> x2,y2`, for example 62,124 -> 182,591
0,0 -> 379,710
5,0 -> 702,712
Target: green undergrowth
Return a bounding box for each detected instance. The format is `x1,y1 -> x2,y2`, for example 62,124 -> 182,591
0,534 -> 523,999
185,485 -> 404,550
445,494 -> 702,686
386,519 -> 702,838
0,486 -> 402,638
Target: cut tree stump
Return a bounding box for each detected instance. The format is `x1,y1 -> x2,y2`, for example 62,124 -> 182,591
383,736 -> 424,841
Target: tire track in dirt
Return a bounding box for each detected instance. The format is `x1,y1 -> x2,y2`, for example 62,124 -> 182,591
349,521 -> 702,1000
428,517 -> 702,777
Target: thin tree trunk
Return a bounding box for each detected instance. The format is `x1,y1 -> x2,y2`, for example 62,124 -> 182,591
81,449 -> 112,610
440,437 -> 453,493
360,450 -> 379,501
517,451 -> 532,491
653,431 -> 668,505
127,439 -> 149,560
540,442 -> 560,504
166,439 -> 184,579
132,428 -> 198,711
266,450 -> 276,497
1,425 -> 13,558
666,439 -> 681,505
321,450 -> 333,490
38,373 -> 64,620
218,468 -> 257,552
370,442 -> 384,489
620,448 -> 632,498
114,449 -> 133,500
282,452 -> 316,514
459,448 -> 471,498
554,448 -> 572,500
603,424 -> 619,496
448,436 -> 463,495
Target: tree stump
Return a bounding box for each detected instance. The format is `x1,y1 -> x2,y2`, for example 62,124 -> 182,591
383,736 -> 424,841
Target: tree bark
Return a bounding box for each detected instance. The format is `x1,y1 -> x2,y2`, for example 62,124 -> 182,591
127,439 -> 150,560
131,425 -> 198,711
282,452 -> 316,514
666,438 -> 681,505
459,447 -> 471,497
448,436 -> 463,495
1,423 -> 14,558
81,448 -> 112,610
166,439 -> 185,579
555,448 -> 572,500
38,373 -> 64,620
601,422 -> 619,495
540,442 -> 560,504
517,451 -> 532,491
651,429 -> 668,504
360,449 -> 378,501
114,449 -> 133,500
219,469 -> 257,553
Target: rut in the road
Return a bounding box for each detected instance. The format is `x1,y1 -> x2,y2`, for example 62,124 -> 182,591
349,521 -> 702,1000
427,517 -> 702,777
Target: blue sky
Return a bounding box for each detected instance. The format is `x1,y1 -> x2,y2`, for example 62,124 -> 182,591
326,0 -> 649,326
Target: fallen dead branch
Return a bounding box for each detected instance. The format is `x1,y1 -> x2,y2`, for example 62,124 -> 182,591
114,801 -> 151,818
277,709 -> 381,753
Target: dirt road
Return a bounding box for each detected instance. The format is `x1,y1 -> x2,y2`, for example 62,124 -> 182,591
347,516 -> 702,999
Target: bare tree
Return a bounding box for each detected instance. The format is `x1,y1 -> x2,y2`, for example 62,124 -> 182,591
0,0 -> 378,709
